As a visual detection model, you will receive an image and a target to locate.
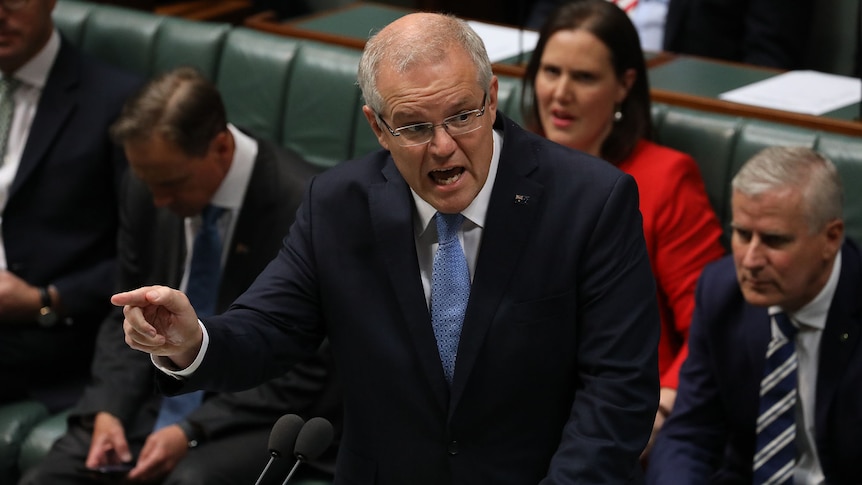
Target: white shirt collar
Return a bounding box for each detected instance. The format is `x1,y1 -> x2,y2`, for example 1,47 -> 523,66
208,124 -> 258,212
770,249 -> 842,331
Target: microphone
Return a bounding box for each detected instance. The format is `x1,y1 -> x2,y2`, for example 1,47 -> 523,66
280,417 -> 334,485
253,414 -> 305,485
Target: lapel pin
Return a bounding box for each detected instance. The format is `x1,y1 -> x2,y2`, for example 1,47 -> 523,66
840,332 -> 849,342
514,194 -> 530,205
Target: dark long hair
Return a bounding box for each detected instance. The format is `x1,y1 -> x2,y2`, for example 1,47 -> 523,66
521,0 -> 652,164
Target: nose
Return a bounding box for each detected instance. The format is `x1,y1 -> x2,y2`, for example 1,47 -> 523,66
427,124 -> 457,155
740,237 -> 766,269
551,76 -> 572,102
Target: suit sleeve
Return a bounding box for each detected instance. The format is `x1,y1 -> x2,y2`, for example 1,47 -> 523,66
544,174 -> 661,483
742,0 -> 813,68
72,173 -> 163,423
646,265 -> 729,484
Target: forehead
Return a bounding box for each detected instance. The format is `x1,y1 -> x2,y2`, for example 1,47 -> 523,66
376,47 -> 481,115
542,29 -> 611,66
731,188 -> 808,231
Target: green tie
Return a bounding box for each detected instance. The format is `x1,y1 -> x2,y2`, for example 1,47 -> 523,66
0,77 -> 19,166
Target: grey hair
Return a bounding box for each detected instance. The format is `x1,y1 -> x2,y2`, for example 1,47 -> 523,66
732,146 -> 843,233
356,13 -> 493,114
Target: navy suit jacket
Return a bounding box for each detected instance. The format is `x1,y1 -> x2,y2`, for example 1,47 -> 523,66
163,113 -> 660,484
647,239 -> 862,484
663,0 -> 814,69
73,137 -> 341,470
0,37 -> 141,408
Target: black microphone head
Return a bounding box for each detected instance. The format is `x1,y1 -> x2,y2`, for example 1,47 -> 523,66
294,417 -> 334,462
268,414 -> 305,458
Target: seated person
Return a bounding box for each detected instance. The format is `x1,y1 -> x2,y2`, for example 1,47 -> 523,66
20,67 -> 341,485
0,0 -> 142,412
521,0 -> 726,458
647,146 -> 860,484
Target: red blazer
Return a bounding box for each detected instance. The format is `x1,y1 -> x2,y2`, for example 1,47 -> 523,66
618,140 -> 725,389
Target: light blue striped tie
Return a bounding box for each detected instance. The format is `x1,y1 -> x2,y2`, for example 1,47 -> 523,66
153,205 -> 224,431
753,312 -> 798,484
430,212 -> 470,385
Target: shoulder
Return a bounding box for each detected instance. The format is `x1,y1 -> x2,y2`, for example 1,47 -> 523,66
697,255 -> 742,308
56,36 -> 143,98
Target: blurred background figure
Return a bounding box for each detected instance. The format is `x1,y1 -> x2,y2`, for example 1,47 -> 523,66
0,0 -> 141,412
648,146 -> 861,484
521,0 -> 725,460
21,67 -> 340,485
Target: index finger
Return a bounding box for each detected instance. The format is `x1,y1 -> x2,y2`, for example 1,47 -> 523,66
111,285 -> 185,312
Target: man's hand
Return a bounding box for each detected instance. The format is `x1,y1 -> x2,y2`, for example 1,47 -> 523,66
85,412 -> 133,470
0,271 -> 44,323
641,387 -> 678,461
127,424 -> 189,482
112,286 -> 203,369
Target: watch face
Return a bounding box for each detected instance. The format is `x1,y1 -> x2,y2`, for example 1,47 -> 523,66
37,307 -> 58,327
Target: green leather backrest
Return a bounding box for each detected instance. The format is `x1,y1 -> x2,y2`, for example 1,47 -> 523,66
653,104 -> 862,246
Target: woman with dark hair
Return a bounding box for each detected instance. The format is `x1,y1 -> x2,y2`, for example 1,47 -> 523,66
522,0 -> 726,459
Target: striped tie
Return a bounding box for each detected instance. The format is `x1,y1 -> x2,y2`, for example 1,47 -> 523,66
753,312 -> 798,485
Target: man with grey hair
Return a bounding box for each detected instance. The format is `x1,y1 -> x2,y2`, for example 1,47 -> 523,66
114,13 -> 660,484
648,146 -> 862,484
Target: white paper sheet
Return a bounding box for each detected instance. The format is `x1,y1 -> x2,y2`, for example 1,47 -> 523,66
718,70 -> 862,116
467,20 -> 539,63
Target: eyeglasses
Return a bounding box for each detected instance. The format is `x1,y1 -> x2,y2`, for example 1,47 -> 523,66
0,0 -> 29,11
376,93 -> 487,147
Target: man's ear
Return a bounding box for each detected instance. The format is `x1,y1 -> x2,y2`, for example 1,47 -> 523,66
362,105 -> 390,151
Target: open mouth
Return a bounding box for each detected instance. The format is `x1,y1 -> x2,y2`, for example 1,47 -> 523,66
430,167 -> 464,186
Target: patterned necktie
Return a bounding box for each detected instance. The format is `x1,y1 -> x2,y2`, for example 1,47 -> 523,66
0,77 -> 20,166
153,204 -> 225,431
753,312 -> 798,485
430,212 -> 470,384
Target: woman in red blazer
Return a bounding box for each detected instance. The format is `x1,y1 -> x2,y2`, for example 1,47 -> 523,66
522,0 -> 726,460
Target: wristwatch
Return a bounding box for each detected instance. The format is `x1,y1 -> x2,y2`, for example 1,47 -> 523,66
177,420 -> 203,449
36,286 -> 58,328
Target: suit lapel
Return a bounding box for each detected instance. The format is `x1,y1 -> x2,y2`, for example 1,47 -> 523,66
815,242 -> 862,452
370,159 -> 450,411
11,40 -> 78,197
449,116 -> 544,413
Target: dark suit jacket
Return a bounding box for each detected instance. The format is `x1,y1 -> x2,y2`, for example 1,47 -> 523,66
72,137 -> 341,471
165,113 -> 661,484
663,0 -> 814,69
647,239 -> 862,484
0,37 -> 141,409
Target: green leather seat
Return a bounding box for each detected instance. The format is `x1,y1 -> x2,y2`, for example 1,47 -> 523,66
0,401 -> 48,484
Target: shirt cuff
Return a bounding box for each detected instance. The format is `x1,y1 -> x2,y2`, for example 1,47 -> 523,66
152,319 -> 210,379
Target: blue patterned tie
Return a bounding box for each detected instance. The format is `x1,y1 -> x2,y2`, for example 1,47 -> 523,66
430,212 -> 470,384
153,204 -> 225,431
753,312 -> 798,484
0,77 -> 20,166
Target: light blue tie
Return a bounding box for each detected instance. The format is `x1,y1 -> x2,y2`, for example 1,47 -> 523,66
753,312 -> 798,484
0,77 -> 20,166
430,212 -> 470,384
153,205 -> 225,431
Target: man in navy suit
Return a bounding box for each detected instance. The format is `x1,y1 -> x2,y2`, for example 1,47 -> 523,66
0,0 -> 141,410
115,12 -> 660,484
22,67 -> 340,485
647,146 -> 861,483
